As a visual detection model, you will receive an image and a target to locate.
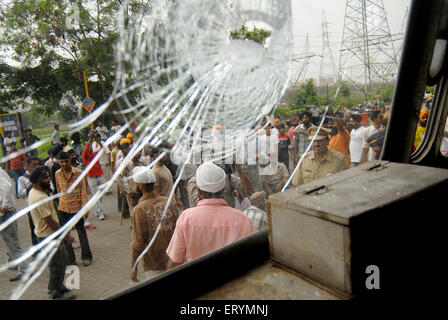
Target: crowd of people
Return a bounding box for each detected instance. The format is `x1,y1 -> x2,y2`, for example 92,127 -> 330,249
0,121 -> 127,299
0,96 -> 440,299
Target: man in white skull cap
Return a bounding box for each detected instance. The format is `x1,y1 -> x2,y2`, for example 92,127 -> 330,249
130,166 -> 179,282
166,162 -> 255,268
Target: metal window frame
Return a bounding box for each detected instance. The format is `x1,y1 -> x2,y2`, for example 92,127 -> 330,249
381,0 -> 444,163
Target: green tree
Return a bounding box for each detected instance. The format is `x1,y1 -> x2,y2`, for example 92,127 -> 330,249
426,85 -> 435,94
338,81 -> 351,98
274,105 -> 297,119
296,79 -> 318,106
379,86 -> 395,104
280,84 -> 300,109
0,0 -> 147,121
278,79 -> 319,114
230,25 -> 272,46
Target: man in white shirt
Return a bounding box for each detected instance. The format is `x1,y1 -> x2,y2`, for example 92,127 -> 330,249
51,125 -> 60,145
360,111 -> 383,163
60,137 -> 72,152
0,167 -> 28,282
18,156 -> 40,199
95,121 -> 109,141
18,156 -> 41,249
109,119 -> 121,137
271,119 -> 280,137
4,132 -> 15,153
310,105 -> 321,124
258,123 -> 278,166
256,117 -> 268,137
235,130 -> 261,194
349,114 -> 365,167
92,133 -> 111,186
441,118 -> 448,157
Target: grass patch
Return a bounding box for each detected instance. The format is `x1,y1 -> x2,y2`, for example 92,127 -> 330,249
3,124 -> 88,159
37,140 -> 53,159
19,126 -> 72,159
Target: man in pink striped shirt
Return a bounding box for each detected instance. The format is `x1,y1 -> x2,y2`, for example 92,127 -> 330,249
166,162 -> 255,268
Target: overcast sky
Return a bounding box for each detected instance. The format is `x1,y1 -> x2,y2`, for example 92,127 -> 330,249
291,0 -> 411,80
2,0 -> 411,79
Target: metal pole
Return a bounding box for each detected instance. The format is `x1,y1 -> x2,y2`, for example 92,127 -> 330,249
362,0 -> 370,98
83,71 -> 94,130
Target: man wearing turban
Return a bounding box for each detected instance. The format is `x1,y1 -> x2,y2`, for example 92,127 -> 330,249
166,162 -> 254,268
414,109 -> 429,151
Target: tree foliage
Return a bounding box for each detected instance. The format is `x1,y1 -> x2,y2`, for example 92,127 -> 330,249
230,25 -> 272,46
0,0 -> 146,121
280,78 -> 319,111
278,78 -> 398,118
297,79 -> 319,106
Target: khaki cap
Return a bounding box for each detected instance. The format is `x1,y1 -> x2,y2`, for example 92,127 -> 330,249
308,127 -> 331,141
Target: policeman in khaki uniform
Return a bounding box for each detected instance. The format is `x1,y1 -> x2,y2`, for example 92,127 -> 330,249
292,126 -> 348,187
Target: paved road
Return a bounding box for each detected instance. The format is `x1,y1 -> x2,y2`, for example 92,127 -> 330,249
0,182 -> 145,300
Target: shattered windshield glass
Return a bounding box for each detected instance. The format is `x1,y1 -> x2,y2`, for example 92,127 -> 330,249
0,0 -> 410,299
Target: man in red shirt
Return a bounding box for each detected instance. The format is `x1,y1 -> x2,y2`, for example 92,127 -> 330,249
81,131 -> 106,221
6,142 -> 26,197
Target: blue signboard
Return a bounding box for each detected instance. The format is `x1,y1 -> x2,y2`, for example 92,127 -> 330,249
0,113 -> 22,138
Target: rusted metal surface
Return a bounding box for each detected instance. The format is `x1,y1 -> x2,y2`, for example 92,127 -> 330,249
199,260 -> 340,300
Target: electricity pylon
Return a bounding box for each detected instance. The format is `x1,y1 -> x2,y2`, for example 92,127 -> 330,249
338,0 -> 399,97
396,6 -> 409,62
318,12 -> 338,93
294,33 -> 312,83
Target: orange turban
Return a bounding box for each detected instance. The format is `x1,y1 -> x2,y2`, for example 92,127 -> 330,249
419,110 -> 429,121
273,119 -> 281,126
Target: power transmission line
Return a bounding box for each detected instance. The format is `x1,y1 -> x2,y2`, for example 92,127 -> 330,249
338,0 -> 399,97
396,6 -> 409,62
294,33 -> 313,83
319,12 -> 338,96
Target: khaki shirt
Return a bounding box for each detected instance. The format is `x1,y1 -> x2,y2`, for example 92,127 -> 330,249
117,160 -> 144,194
131,194 -> 179,271
187,176 -> 201,208
291,149 -> 348,187
110,147 -> 119,170
260,162 -> 289,186
28,188 -> 59,238
117,160 -> 144,211
117,161 -> 134,194
153,164 -> 174,198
